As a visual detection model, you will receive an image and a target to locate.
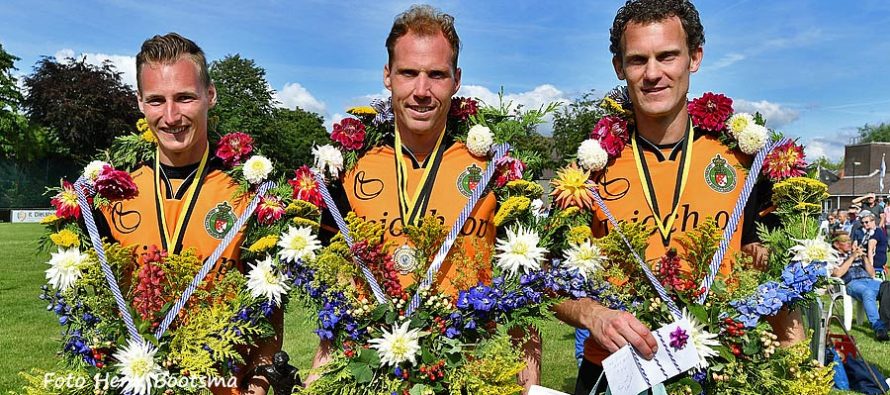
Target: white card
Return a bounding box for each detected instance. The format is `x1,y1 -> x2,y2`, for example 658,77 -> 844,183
528,385 -> 571,395
602,319 -> 700,395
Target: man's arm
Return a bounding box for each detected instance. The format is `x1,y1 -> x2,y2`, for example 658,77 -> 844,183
833,249 -> 860,278
243,307 -> 284,395
553,298 -> 657,359
304,339 -> 334,386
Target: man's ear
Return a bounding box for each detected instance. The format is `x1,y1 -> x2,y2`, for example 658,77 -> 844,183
136,92 -> 144,114
689,46 -> 703,73
384,64 -> 392,92
208,83 -> 218,108
612,56 -> 626,80
453,67 -> 461,95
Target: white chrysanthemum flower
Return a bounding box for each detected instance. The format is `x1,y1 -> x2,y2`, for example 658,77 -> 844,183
562,240 -> 605,279
114,339 -> 165,395
726,113 -> 755,138
312,144 -> 344,177
466,124 -> 494,157
247,255 -> 291,306
790,238 -> 839,266
368,321 -> 426,367
577,139 -> 609,171
682,309 -> 719,370
277,225 -> 321,263
495,226 -> 546,276
83,160 -> 109,181
46,247 -> 89,291
242,155 -> 273,184
736,124 -> 769,155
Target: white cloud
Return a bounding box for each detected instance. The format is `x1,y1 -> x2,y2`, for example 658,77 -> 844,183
710,53 -> 745,70
733,99 -> 800,129
54,48 -> 138,88
273,82 -> 327,115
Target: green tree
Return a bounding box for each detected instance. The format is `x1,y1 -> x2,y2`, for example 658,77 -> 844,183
551,89 -> 605,164
22,56 -> 140,161
0,43 -> 50,161
262,107 -> 328,171
857,122 -> 890,143
209,54 -> 276,137
810,156 -> 842,172
209,54 -> 327,174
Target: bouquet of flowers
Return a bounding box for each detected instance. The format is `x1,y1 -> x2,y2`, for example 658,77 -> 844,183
547,88 -> 835,395
19,129 -> 283,395
240,95 -> 579,395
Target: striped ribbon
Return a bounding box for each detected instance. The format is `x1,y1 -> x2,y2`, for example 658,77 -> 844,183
590,188 -> 683,320
154,180 -> 275,338
695,138 -> 786,304
74,177 -> 142,344
406,144 -> 509,315
312,171 -> 390,305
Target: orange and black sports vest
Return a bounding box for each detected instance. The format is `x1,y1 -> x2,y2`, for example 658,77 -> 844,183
328,136 -> 497,296
98,156 -> 251,275
584,127 -> 767,364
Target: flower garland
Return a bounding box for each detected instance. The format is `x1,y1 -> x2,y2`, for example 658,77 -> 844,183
236,96 -> 572,394
547,89 -> 833,394
25,126 -> 284,395
573,86 -> 807,182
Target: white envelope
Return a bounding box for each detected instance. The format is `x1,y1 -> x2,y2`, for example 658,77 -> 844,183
602,319 -> 700,395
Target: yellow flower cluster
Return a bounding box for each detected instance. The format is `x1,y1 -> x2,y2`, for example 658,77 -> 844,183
136,118 -> 157,143
567,225 -> 593,245
446,334 -> 525,395
347,106 -> 377,117
286,200 -> 321,219
504,179 -> 544,200
40,214 -> 60,224
772,176 -> 828,215
778,341 -> 833,395
600,97 -> 631,117
346,212 -> 388,249
248,235 -> 279,253
493,196 -> 531,227
292,217 -> 320,230
50,229 -> 79,248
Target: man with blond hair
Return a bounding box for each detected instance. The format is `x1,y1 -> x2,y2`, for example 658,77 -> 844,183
308,4 -> 540,391
95,32 -> 280,394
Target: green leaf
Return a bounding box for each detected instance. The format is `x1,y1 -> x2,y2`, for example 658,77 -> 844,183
347,361 -> 373,384
409,384 -> 430,395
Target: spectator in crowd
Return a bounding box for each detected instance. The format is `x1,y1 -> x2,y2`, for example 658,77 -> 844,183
862,211 -> 887,273
832,230 -> 888,341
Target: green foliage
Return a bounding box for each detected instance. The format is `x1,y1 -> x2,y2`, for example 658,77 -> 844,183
209,55 -> 328,175
677,217 -> 723,280
0,43 -> 53,162
551,89 -> 605,165
445,333 -> 525,395
23,56 -> 140,161
105,133 -> 154,172
857,122 -> 890,143
468,90 -> 560,178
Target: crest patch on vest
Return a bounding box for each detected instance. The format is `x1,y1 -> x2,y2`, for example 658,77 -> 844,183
457,164 -> 483,197
204,202 -> 236,239
704,154 -> 737,193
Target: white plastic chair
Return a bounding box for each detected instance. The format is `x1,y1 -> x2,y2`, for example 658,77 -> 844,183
826,277 -> 854,331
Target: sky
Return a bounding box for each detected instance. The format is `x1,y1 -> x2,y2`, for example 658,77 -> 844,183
3,0 -> 890,163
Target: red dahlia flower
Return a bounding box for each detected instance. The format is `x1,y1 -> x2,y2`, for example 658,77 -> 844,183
288,166 -> 326,208
762,140 -> 807,182
449,97 -> 479,121
495,156 -> 526,187
95,165 -> 138,201
590,116 -> 629,157
256,195 -> 286,225
215,132 -> 254,167
51,180 -> 81,220
688,92 -> 733,132
331,118 -> 366,151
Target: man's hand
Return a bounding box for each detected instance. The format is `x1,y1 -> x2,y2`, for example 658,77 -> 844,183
589,308 -> 658,359
741,242 -> 769,270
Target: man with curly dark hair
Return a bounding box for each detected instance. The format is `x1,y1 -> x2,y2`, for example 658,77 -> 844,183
554,1 -> 802,393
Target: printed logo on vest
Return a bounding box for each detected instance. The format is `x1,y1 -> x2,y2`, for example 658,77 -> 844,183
204,202 -> 236,239
457,164 -> 483,197
704,154 -> 737,194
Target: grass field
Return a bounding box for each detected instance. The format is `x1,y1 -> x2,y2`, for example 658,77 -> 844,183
1,222 -> 886,394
